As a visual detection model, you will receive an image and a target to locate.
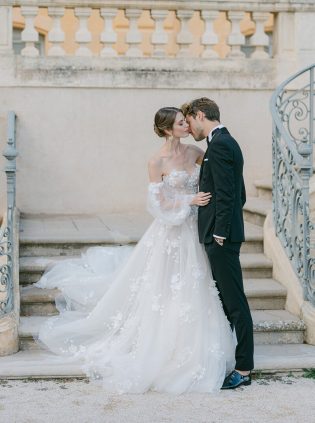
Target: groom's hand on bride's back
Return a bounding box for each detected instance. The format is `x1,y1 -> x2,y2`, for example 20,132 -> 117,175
191,192 -> 212,206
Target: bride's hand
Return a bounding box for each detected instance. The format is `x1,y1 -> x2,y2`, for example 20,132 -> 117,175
191,192 -> 212,206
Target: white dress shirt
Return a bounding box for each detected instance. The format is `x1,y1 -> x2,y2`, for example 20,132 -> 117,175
208,124 -> 225,142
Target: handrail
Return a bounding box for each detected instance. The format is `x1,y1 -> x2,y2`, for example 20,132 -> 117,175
271,64 -> 315,305
4,0 -> 315,10
0,112 -> 18,316
271,65 -> 315,168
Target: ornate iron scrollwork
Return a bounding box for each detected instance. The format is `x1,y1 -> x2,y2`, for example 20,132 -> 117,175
271,65 -> 315,305
0,112 -> 17,316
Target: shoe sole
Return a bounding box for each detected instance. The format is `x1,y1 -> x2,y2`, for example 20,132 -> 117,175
221,380 -> 251,390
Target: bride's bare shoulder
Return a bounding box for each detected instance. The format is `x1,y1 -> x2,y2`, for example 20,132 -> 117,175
148,151 -> 163,168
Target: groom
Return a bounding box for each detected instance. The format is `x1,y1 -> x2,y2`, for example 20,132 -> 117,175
182,97 -> 254,389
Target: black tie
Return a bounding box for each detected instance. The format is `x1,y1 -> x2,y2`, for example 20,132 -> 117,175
206,136 -> 210,147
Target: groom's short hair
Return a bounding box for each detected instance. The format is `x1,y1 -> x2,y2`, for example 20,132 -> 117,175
182,97 -> 220,122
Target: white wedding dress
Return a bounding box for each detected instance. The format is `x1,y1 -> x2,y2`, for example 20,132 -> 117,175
34,164 -> 235,394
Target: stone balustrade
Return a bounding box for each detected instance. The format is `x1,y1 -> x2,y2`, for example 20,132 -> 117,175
0,0 -> 311,62
3,0 -> 307,59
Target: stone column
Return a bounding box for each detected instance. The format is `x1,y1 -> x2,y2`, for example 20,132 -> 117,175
294,11 -> 315,69
47,7 -> 65,56
74,7 -> 92,57
201,10 -> 219,59
125,9 -> 142,57
100,8 -> 118,57
227,11 -> 245,58
250,12 -> 270,59
273,11 -> 300,82
0,6 -> 13,55
21,6 -> 39,57
151,9 -> 168,57
273,12 -> 295,59
176,10 -> 194,58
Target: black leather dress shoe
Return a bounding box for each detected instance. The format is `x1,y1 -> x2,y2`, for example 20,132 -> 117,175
221,370 -> 251,390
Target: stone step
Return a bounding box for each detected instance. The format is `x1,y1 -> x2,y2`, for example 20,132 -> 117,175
20,286 -> 60,316
1,344 -> 315,378
19,252 -> 273,285
243,197 -> 272,227
251,310 -> 305,345
20,279 -> 287,317
18,212 -> 152,258
0,350 -> 84,378
254,179 -> 272,201
19,219 -> 263,256
241,254 -> 273,279
244,279 -> 287,310
242,222 -> 263,253
18,309 -> 305,351
19,255 -> 78,285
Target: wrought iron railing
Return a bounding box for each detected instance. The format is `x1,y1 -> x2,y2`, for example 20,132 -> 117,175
271,64 -> 315,305
0,112 -> 17,316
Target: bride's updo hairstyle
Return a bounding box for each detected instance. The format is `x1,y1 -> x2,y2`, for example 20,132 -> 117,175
154,107 -> 181,138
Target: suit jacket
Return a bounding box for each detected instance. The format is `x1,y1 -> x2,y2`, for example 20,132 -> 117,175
198,127 -> 246,244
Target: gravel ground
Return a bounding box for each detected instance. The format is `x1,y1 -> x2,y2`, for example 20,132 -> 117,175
1,375 -> 315,423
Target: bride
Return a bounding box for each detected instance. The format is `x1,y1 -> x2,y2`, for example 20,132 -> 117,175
34,107 -> 235,394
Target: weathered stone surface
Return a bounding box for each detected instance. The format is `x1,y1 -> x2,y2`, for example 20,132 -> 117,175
243,197 -> 272,227
0,54 -> 275,215
0,313 -> 19,356
254,179 -> 272,201
2,342 -> 315,378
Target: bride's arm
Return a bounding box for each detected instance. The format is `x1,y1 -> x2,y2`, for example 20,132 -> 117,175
147,159 -> 200,225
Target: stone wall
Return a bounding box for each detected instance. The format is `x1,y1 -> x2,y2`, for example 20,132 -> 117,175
0,56 -> 277,214
0,1 -> 314,214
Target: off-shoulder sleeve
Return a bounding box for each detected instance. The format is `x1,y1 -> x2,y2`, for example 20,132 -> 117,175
147,181 -> 195,226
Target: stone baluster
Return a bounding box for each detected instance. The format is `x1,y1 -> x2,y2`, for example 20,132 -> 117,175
20,6 -> 39,57
100,8 -> 118,57
47,7 -> 65,56
74,7 -> 92,57
125,9 -> 142,57
151,9 -> 168,57
227,11 -> 245,58
250,12 -> 270,59
176,10 -> 194,58
201,10 -> 219,59
0,6 -> 13,54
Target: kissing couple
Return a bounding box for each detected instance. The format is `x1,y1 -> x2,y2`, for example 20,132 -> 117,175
34,97 -> 254,393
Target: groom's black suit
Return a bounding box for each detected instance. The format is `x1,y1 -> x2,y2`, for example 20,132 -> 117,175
199,127 -> 254,371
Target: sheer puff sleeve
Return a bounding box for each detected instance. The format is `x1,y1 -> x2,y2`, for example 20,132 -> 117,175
147,181 -> 195,226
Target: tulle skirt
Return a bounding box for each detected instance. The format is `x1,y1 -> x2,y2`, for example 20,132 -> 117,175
34,216 -> 235,394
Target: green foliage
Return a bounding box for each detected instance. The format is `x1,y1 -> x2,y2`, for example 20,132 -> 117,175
252,370 -> 263,380
302,368 -> 315,379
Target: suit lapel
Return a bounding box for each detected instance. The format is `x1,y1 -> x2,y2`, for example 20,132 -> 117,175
199,146 -> 208,183
199,128 -> 229,183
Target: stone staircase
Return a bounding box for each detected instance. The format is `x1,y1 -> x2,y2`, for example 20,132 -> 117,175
1,181 -> 315,378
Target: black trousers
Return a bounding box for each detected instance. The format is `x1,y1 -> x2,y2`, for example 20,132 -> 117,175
204,240 -> 254,371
